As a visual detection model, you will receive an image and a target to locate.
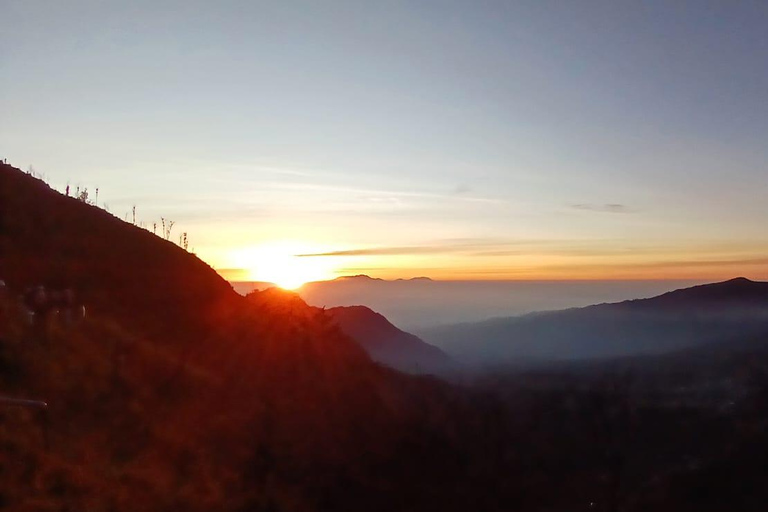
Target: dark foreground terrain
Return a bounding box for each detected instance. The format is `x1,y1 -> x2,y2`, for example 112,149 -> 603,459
2,163 -> 767,511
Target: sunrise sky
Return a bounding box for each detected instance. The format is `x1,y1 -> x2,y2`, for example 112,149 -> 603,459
2,1 -> 768,284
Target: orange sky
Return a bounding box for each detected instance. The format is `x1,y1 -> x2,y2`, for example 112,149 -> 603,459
212,238 -> 768,286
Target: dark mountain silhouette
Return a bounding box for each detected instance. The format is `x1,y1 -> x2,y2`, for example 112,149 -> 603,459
230,283 -> 456,375
423,278 -> 768,365
331,274 -> 433,282
333,274 -> 383,281
327,274 -> 433,283
4,162 -> 768,511
0,163 -> 504,511
635,277 -> 768,309
0,162 -> 240,342
326,305 -> 455,374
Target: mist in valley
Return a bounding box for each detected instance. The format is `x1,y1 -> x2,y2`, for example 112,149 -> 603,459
234,278 -> 704,332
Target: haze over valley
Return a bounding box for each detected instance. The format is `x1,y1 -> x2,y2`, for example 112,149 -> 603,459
234,277 -> 705,331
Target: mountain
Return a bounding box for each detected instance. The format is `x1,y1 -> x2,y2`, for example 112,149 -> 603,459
0,163 -> 508,511
421,278 -> 768,366
326,305 -> 455,374
0,163 -> 243,344
5,162 -> 768,511
635,277 -> 768,309
294,276 -> 702,332
334,274 -> 385,281
230,280 -> 276,295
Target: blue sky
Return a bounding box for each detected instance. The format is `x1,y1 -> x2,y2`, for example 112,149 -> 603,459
2,1 -> 768,281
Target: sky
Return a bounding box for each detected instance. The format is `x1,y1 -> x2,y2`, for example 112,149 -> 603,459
2,1 -> 768,284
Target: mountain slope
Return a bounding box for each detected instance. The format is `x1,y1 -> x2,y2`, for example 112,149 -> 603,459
422,278 -> 768,365
326,305 -> 455,374
4,164 -> 768,511
633,277 -> 768,309
0,164 -> 502,511
0,163 -> 240,341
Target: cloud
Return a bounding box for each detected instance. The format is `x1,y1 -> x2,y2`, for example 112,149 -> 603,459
297,246 -> 448,257
570,203 -> 634,213
453,183 -> 472,194
297,238 -> 579,258
530,256 -> 768,277
633,257 -> 768,269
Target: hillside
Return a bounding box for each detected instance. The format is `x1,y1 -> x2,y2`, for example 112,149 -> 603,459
4,163 -> 768,511
0,164 -> 503,511
0,163 -> 240,341
422,278 -> 768,365
633,277 -> 768,309
326,305 -> 455,374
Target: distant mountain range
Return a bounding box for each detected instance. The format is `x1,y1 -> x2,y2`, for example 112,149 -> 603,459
332,274 -> 434,282
233,276 -> 700,331
5,162 -> 768,510
230,274 -> 433,294
326,305 -> 454,374
420,278 -> 768,366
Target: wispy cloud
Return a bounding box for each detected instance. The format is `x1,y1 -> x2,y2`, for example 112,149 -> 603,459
270,182 -> 505,205
298,238 -> 583,258
632,257 -> 768,269
526,256 -> 768,277
298,246 -> 448,257
571,203 -> 635,213
453,183 -> 472,194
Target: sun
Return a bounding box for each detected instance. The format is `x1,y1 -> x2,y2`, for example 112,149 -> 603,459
232,242 -> 336,290
256,257 -> 312,290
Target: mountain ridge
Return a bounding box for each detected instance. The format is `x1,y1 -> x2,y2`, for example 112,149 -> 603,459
326,305 -> 454,374
0,163 -> 498,511
330,274 -> 434,283
421,277 -> 768,364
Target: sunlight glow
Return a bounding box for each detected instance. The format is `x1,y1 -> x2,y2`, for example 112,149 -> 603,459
231,241 -> 338,289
